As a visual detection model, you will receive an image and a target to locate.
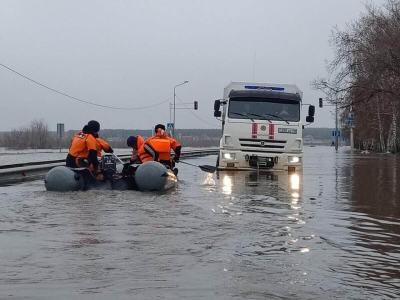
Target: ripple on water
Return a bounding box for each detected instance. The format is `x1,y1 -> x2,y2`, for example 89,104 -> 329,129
0,150 -> 400,299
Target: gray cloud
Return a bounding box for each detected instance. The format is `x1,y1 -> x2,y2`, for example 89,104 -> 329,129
0,0 -> 383,131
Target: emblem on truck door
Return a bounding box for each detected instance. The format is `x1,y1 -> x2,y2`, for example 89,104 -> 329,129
261,125 -> 267,131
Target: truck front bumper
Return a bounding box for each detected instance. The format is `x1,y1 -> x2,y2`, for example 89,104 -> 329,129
218,150 -> 302,171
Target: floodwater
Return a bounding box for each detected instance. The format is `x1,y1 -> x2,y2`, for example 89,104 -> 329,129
0,146 -> 399,299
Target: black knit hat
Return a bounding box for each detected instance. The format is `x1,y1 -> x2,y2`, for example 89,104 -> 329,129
127,136 -> 137,147
87,120 -> 100,133
154,124 -> 165,133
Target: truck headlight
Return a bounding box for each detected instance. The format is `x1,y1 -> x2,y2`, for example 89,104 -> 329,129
223,153 -> 236,160
288,156 -> 301,163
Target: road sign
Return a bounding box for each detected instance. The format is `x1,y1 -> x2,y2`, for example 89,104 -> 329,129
167,123 -> 174,130
347,113 -> 355,127
57,123 -> 65,138
347,114 -> 355,128
332,130 -> 341,137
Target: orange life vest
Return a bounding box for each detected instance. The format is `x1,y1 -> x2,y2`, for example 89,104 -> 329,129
146,138 -> 171,161
146,129 -> 174,161
67,131 -> 99,170
69,131 -> 97,158
137,130 -> 181,164
136,135 -> 153,163
95,138 -> 110,157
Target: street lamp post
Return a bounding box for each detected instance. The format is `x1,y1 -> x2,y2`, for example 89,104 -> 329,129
173,80 -> 189,138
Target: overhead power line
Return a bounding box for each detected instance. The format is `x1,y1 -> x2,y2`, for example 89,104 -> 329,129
0,62 -> 171,110
175,94 -> 220,128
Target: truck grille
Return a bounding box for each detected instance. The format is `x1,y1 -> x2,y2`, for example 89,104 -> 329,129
239,138 -> 286,153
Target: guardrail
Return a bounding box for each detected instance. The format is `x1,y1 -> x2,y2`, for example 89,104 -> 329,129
0,148 -> 219,184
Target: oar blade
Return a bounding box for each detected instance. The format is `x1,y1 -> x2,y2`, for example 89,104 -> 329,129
199,165 -> 217,173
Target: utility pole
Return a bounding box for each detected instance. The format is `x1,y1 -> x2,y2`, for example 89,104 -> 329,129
350,106 -> 354,152
335,97 -> 338,151
169,102 -> 172,137
350,126 -> 354,152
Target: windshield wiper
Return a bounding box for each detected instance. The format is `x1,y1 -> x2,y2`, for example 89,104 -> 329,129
247,113 -> 272,123
263,113 -> 290,124
230,112 -> 254,122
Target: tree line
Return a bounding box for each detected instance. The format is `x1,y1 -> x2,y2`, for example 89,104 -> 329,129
0,121 -> 221,150
0,119 -> 56,150
312,0 -> 400,152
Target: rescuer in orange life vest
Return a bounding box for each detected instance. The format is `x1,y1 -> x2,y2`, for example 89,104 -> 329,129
127,124 -> 182,172
126,134 -> 146,164
66,121 -> 113,176
128,124 -> 181,173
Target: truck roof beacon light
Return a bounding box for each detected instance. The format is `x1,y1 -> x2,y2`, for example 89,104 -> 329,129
245,86 -> 285,91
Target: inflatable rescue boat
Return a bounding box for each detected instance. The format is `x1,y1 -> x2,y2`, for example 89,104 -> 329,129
44,154 -> 178,192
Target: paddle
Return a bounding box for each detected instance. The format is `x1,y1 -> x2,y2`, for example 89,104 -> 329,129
179,160 -> 217,173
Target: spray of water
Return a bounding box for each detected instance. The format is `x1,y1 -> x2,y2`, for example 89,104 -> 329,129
202,173 -> 215,185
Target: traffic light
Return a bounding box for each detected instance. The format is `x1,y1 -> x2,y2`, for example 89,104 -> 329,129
319,98 -> 323,108
194,101 -> 198,110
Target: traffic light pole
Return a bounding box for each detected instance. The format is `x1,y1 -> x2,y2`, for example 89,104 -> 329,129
169,100 -> 197,138
319,97 -> 342,151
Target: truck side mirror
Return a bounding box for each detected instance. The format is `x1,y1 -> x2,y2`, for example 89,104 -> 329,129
319,98 -> 323,108
214,110 -> 222,117
308,105 -> 315,117
306,116 -> 314,123
214,100 -> 221,111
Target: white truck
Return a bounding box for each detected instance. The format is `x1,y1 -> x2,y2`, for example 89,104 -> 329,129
214,82 -> 315,171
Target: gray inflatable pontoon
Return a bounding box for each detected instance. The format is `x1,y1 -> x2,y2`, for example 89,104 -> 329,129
45,161 -> 177,192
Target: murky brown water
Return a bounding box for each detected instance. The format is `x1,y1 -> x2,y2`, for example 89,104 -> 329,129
0,146 -> 399,299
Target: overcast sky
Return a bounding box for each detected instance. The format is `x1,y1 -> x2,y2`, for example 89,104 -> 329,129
0,0 -> 384,131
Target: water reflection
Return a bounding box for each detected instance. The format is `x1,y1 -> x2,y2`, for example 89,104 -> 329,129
290,174 -> 300,190
306,148 -> 400,298
215,170 -> 311,254
217,170 -> 302,198
222,175 -> 232,195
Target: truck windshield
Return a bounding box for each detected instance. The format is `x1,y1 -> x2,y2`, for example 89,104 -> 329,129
228,97 -> 300,122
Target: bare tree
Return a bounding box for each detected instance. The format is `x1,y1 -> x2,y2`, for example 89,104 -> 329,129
312,0 -> 400,152
29,119 -> 50,149
0,119 -> 53,150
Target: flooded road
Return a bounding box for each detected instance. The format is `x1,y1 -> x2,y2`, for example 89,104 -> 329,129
0,146 -> 399,299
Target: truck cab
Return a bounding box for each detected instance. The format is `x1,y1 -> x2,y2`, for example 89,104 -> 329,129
214,82 -> 315,171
